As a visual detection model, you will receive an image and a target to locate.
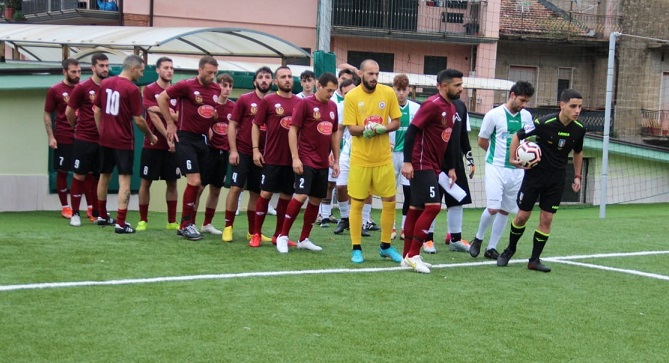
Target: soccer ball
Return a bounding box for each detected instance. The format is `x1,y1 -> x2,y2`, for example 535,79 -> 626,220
516,141 -> 542,168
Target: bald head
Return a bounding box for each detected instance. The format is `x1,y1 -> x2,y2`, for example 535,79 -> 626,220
360,59 -> 379,72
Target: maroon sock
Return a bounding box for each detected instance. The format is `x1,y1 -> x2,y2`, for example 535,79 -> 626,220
246,210 -> 255,235
408,205 -> 441,257
254,196 -> 270,235
274,197 -> 290,237
85,174 -> 99,216
403,208 -> 421,257
117,208 -> 127,227
299,202 -> 319,242
203,208 -> 215,226
180,184 -> 199,229
139,204 -> 149,222
224,210 -> 236,227
166,200 -> 177,223
70,178 -> 85,214
56,171 -> 69,206
98,200 -> 108,219
280,198 -> 303,237
192,210 -> 198,226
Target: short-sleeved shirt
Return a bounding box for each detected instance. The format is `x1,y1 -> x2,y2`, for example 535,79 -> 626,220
410,94 -> 456,174
479,104 -> 533,168
253,93 -> 300,166
165,78 -> 221,135
291,95 -> 339,169
231,91 -> 266,155
343,84 -> 401,167
44,81 -> 76,144
210,99 -> 235,151
517,112 -> 586,171
393,100 -> 420,152
68,78 -> 100,143
142,82 -> 176,150
94,76 -> 143,150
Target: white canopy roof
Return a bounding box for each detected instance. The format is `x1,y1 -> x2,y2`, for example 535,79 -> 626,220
378,71 -> 515,91
0,24 -> 311,61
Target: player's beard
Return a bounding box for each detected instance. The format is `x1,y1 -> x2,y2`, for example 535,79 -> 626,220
362,78 -> 376,91
160,76 -> 172,83
97,70 -> 109,80
67,75 -> 80,84
448,90 -> 461,100
256,83 -> 271,93
278,83 -> 293,93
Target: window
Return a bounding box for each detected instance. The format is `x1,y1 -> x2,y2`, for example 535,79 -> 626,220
442,12 -> 464,23
424,56 -> 448,75
347,51 -> 394,72
557,67 -> 572,102
509,65 -> 538,107
287,47 -> 311,66
446,0 -> 468,9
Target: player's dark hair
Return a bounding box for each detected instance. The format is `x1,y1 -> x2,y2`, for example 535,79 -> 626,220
61,58 -> 79,70
338,68 -> 353,78
199,55 -> 218,68
217,73 -> 234,86
318,72 -> 338,87
90,52 -> 108,66
339,78 -> 355,91
510,81 -> 535,97
300,70 -> 315,80
560,88 -> 582,102
436,69 -> 463,84
274,66 -> 291,77
156,56 -> 172,68
254,66 -> 273,80
393,73 -> 409,89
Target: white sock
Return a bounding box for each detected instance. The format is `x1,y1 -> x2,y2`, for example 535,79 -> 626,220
338,200 -> 350,219
428,219 -> 436,233
362,203 -> 372,223
401,215 -> 406,231
321,202 -> 332,219
475,209 -> 495,240
447,206 -> 463,234
488,213 -> 509,251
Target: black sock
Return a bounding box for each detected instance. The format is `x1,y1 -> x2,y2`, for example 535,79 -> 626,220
352,244 -> 362,251
426,232 -> 434,241
530,230 -> 549,261
450,232 -> 461,242
508,221 -> 526,252
380,242 -> 391,250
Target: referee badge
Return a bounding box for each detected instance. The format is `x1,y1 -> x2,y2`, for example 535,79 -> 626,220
558,139 -> 566,149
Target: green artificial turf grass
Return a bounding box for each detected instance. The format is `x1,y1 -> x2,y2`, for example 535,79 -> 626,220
1,204 -> 668,362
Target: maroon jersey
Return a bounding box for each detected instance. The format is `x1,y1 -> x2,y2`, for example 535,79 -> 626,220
410,94 -> 456,173
142,82 -> 176,150
253,93 -> 300,166
290,95 -> 338,169
231,91 -> 266,155
44,81 -> 76,144
210,99 -> 235,151
94,76 -> 143,150
68,78 -> 101,143
165,78 -> 221,135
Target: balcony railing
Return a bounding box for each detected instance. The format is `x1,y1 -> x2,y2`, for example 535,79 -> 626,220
527,107 -> 611,133
641,109 -> 669,137
22,0 -> 118,14
332,0 -> 484,37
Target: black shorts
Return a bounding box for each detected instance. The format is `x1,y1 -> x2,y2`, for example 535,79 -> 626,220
442,166 -> 472,207
99,146 -> 134,175
517,167 -> 566,214
202,148 -> 229,188
140,148 -> 180,181
53,143 -> 74,171
229,152 -> 262,193
175,131 -> 209,175
261,164 -> 295,195
295,166 -> 328,198
410,170 -> 441,207
72,139 -> 99,175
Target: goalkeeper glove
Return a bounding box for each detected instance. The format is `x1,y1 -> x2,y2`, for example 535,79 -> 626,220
363,122 -> 378,139
465,150 -> 475,179
374,124 -> 387,134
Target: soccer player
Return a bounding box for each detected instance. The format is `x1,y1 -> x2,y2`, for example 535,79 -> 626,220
469,81 -> 535,259
158,55 -> 221,241
199,73 -> 235,235
136,57 -> 180,232
249,66 -> 300,248
44,58 -> 80,219
343,59 -> 402,264
66,53 -> 109,226
275,72 -> 340,253
223,66 -> 273,243
400,69 -> 462,274
497,89 -> 586,272
389,74 -> 419,242
296,70 -> 315,98
94,55 -> 157,234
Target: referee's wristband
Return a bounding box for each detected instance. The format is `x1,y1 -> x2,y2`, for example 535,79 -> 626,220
574,175 -> 582,180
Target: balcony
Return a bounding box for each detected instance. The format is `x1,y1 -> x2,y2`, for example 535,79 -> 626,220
20,0 -> 120,25
332,0 -> 495,44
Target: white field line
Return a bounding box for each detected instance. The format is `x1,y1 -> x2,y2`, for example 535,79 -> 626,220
1,250 -> 669,293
